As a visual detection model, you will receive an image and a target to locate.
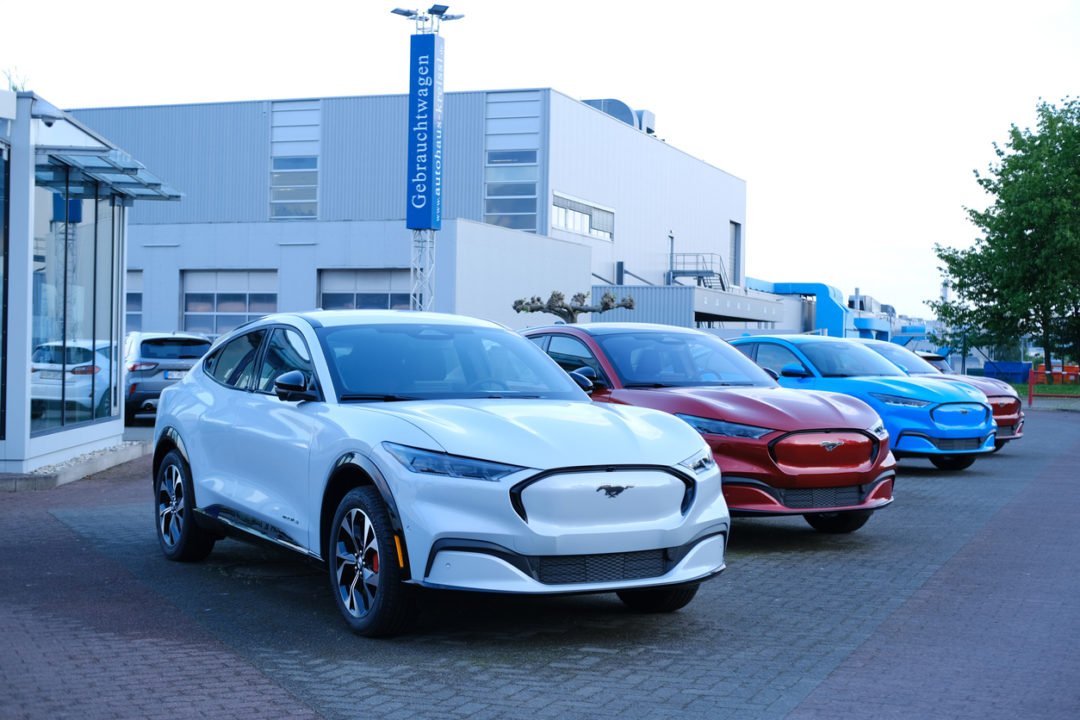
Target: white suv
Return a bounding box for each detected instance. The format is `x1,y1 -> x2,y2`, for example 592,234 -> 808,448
153,311 -> 730,636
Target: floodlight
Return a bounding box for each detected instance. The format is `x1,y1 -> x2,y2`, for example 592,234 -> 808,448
428,4 -> 450,15
391,7 -> 417,16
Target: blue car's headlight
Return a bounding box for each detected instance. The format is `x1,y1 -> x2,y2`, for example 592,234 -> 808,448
679,446 -> 716,475
383,443 -> 526,482
868,392 -> 932,408
675,413 -> 774,439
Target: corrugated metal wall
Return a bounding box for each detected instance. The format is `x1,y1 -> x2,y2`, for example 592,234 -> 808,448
76,92 -> 488,227
72,102 -> 272,225
590,284 -> 695,327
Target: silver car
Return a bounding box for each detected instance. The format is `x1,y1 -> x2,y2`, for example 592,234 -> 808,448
124,331 -> 212,423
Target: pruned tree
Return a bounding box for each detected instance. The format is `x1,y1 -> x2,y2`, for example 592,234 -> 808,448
513,290 -> 634,324
928,97 -> 1080,375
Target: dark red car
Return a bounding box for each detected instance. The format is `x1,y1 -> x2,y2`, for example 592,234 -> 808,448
524,323 -> 896,533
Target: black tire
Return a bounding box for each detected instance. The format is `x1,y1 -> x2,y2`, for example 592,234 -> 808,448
154,449 -> 215,562
991,440 -> 1007,453
616,582 -> 699,613
803,509 -> 873,533
929,454 -> 977,471
329,487 -> 415,637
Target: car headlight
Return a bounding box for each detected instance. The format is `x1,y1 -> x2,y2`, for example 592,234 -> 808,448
675,413 -> 774,439
869,420 -> 887,438
679,446 -> 716,475
383,443 -> 526,482
868,392 -> 932,408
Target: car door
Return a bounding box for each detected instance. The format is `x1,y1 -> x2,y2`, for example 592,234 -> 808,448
751,342 -> 817,389
198,326 -> 320,551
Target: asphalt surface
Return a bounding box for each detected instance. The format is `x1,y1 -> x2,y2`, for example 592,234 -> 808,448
3,409 -> 1079,719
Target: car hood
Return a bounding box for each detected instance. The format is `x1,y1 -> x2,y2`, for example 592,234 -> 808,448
817,375 -> 988,404
375,399 -> 705,470
617,386 -> 881,432
916,373 -> 1018,398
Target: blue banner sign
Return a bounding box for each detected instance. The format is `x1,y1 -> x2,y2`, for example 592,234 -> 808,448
406,33 -> 445,230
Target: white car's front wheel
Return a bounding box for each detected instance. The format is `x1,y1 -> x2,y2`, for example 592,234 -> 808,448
616,583 -> 699,613
329,487 -> 415,637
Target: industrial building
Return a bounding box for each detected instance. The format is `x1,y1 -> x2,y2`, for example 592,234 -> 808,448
69,89 -> 793,335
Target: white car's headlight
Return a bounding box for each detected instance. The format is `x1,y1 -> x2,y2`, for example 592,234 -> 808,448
675,413 -> 774,439
869,420 -> 887,438
383,442 -> 525,482
868,392 -> 931,408
679,446 -> 717,475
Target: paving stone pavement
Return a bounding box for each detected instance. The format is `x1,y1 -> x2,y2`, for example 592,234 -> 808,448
2,409 -> 1078,719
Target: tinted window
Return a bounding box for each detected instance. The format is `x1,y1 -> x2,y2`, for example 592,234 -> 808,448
140,338 -> 212,360
866,343 -> 939,374
317,323 -> 581,401
754,343 -> 806,375
595,331 -> 776,387
205,330 -> 267,389
257,328 -> 314,392
546,335 -> 608,382
800,341 -> 907,377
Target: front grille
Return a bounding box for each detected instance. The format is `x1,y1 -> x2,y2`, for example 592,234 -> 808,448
537,549 -> 667,584
778,485 -> 864,509
933,437 -> 983,451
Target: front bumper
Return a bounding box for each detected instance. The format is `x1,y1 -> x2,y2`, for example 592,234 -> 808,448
384,453 -> 730,594
723,473 -> 894,516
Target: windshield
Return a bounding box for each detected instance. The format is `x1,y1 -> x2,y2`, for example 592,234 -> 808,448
866,342 -> 939,374
317,323 -> 584,401
595,330 -> 777,388
800,341 -> 908,377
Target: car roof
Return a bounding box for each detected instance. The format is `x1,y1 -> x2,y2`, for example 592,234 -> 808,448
524,322 -> 709,337
729,334 -> 848,344
263,309 -> 505,331
129,331 -> 211,342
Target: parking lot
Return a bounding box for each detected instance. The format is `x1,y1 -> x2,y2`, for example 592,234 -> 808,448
3,409 -> 1079,719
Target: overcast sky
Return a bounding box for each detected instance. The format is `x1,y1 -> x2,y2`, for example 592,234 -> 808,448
4,0 -> 1077,318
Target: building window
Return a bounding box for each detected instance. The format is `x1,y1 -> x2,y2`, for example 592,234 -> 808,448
126,270 -> 142,332
270,101 -> 320,220
484,92 -> 540,232
552,193 -> 614,240
319,269 -> 411,311
183,271 -> 277,337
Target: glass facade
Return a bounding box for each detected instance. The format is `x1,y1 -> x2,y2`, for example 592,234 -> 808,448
1,143 -> 8,439
484,92 -> 541,232
30,163 -> 123,432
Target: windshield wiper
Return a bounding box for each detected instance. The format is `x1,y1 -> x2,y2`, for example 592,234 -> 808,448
339,393 -> 420,402
623,382 -> 671,388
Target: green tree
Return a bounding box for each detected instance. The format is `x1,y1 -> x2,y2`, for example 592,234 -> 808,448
929,97 -> 1080,376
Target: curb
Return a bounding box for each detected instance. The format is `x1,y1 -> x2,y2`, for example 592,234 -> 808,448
0,440 -> 153,492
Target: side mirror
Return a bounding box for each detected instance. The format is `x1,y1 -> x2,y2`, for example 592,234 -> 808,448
568,370 -> 594,393
572,365 -> 607,388
780,363 -> 812,378
274,370 -> 320,402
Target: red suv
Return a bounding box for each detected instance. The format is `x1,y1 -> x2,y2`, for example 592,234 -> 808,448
525,323 -> 896,533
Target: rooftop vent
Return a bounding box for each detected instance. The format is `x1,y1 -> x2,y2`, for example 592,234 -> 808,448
584,99 -> 656,134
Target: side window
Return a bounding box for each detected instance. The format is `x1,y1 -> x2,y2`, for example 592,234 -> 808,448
755,343 -> 807,375
205,330 -> 267,389
257,328 -> 315,393
527,334 -> 548,351
547,335 -> 607,381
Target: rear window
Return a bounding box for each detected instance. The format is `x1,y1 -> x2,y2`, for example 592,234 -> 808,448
140,338 -> 212,360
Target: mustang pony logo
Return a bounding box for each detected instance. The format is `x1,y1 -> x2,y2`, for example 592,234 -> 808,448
820,440 -> 845,452
597,485 -> 633,498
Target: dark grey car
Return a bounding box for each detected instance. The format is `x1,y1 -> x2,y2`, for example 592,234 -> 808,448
123,332 -> 212,423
